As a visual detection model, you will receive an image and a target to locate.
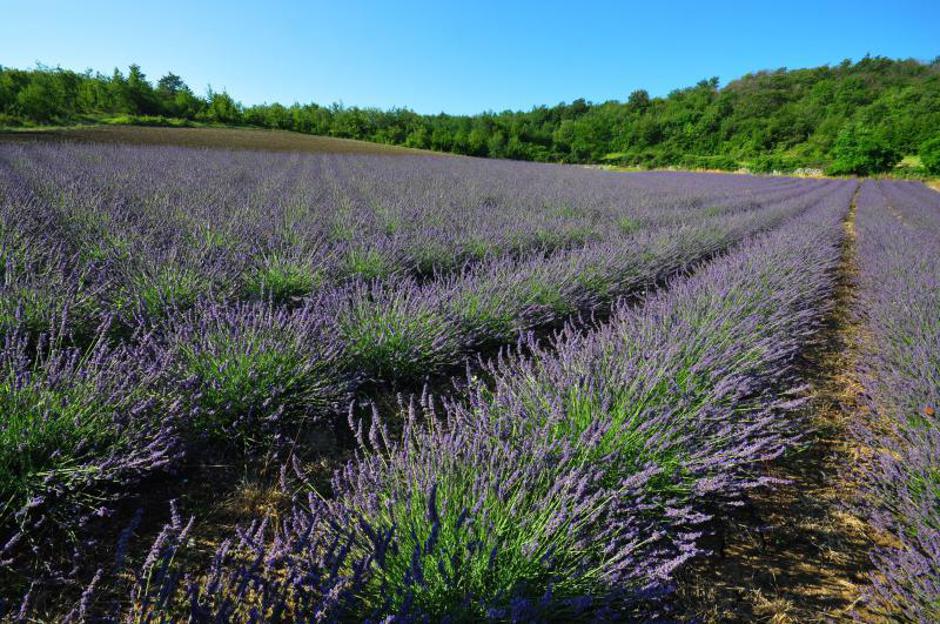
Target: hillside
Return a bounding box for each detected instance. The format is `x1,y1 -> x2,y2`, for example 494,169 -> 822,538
2,55 -> 939,173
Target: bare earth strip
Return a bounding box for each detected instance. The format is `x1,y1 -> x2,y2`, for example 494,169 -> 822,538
677,187 -> 880,622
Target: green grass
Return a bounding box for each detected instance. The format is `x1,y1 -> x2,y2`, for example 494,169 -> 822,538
102,114 -> 195,128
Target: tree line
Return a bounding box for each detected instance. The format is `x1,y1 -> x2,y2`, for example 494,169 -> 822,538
1,57 -> 939,174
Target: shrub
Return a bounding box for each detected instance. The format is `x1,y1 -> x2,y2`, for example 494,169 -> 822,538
682,154 -> 740,171
451,288 -> 517,343
920,136 -> 940,175
104,114 -> 185,127
748,154 -> 802,174
123,265 -> 210,320
0,322 -> 177,581
461,237 -> 492,261
617,216 -> 641,235
0,113 -> 25,128
342,247 -> 390,280
0,233 -> 100,347
407,240 -> 454,276
826,124 -> 901,175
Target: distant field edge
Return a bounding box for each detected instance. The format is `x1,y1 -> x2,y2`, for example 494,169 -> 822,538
1,125 -> 938,187
0,124 -> 439,156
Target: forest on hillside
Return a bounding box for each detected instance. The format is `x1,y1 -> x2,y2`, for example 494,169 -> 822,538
2,56 -> 939,174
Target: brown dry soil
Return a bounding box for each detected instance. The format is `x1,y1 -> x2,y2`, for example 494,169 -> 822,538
0,124 -> 432,155
676,189 -> 882,622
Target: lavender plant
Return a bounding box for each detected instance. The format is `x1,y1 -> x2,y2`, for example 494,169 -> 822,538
851,180 -> 940,622
0,320 -> 178,598
338,278 -> 462,382
0,139 -> 872,621
163,297 -> 349,448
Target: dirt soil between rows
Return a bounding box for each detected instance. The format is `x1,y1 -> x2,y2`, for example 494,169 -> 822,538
676,186 -> 883,622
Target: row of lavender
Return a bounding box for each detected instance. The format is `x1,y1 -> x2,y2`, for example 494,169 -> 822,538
0,150 -> 840,379
851,181 -> 940,622
330,178 -> 838,383
53,181 -> 855,621
0,142 -> 816,344
2,142 -> 807,280
0,164 -> 839,594
0,143 -> 838,410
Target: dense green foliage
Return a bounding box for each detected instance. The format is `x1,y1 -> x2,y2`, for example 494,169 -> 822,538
921,136 -> 940,175
1,56 -> 938,172
826,123 -> 903,175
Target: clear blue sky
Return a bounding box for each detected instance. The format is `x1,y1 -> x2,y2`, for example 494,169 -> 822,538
2,1 -> 938,115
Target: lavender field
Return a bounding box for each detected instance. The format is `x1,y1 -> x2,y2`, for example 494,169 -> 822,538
0,139 -> 937,622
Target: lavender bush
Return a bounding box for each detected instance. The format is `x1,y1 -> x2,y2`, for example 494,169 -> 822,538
161,296 -> 350,449
0,319 -> 179,598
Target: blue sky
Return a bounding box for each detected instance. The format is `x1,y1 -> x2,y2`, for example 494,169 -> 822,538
2,1 -> 938,115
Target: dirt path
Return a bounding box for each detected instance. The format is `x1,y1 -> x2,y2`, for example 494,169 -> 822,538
676,187 -> 878,622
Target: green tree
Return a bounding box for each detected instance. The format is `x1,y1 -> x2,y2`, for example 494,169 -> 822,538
15,80 -> 58,122
628,89 -> 650,111
921,136 -> 940,175
125,64 -> 157,114
2,57 -> 939,172
204,88 -> 241,124
826,123 -> 901,175
156,72 -> 185,96
404,126 -> 429,149
107,68 -> 133,113
156,72 -> 190,116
